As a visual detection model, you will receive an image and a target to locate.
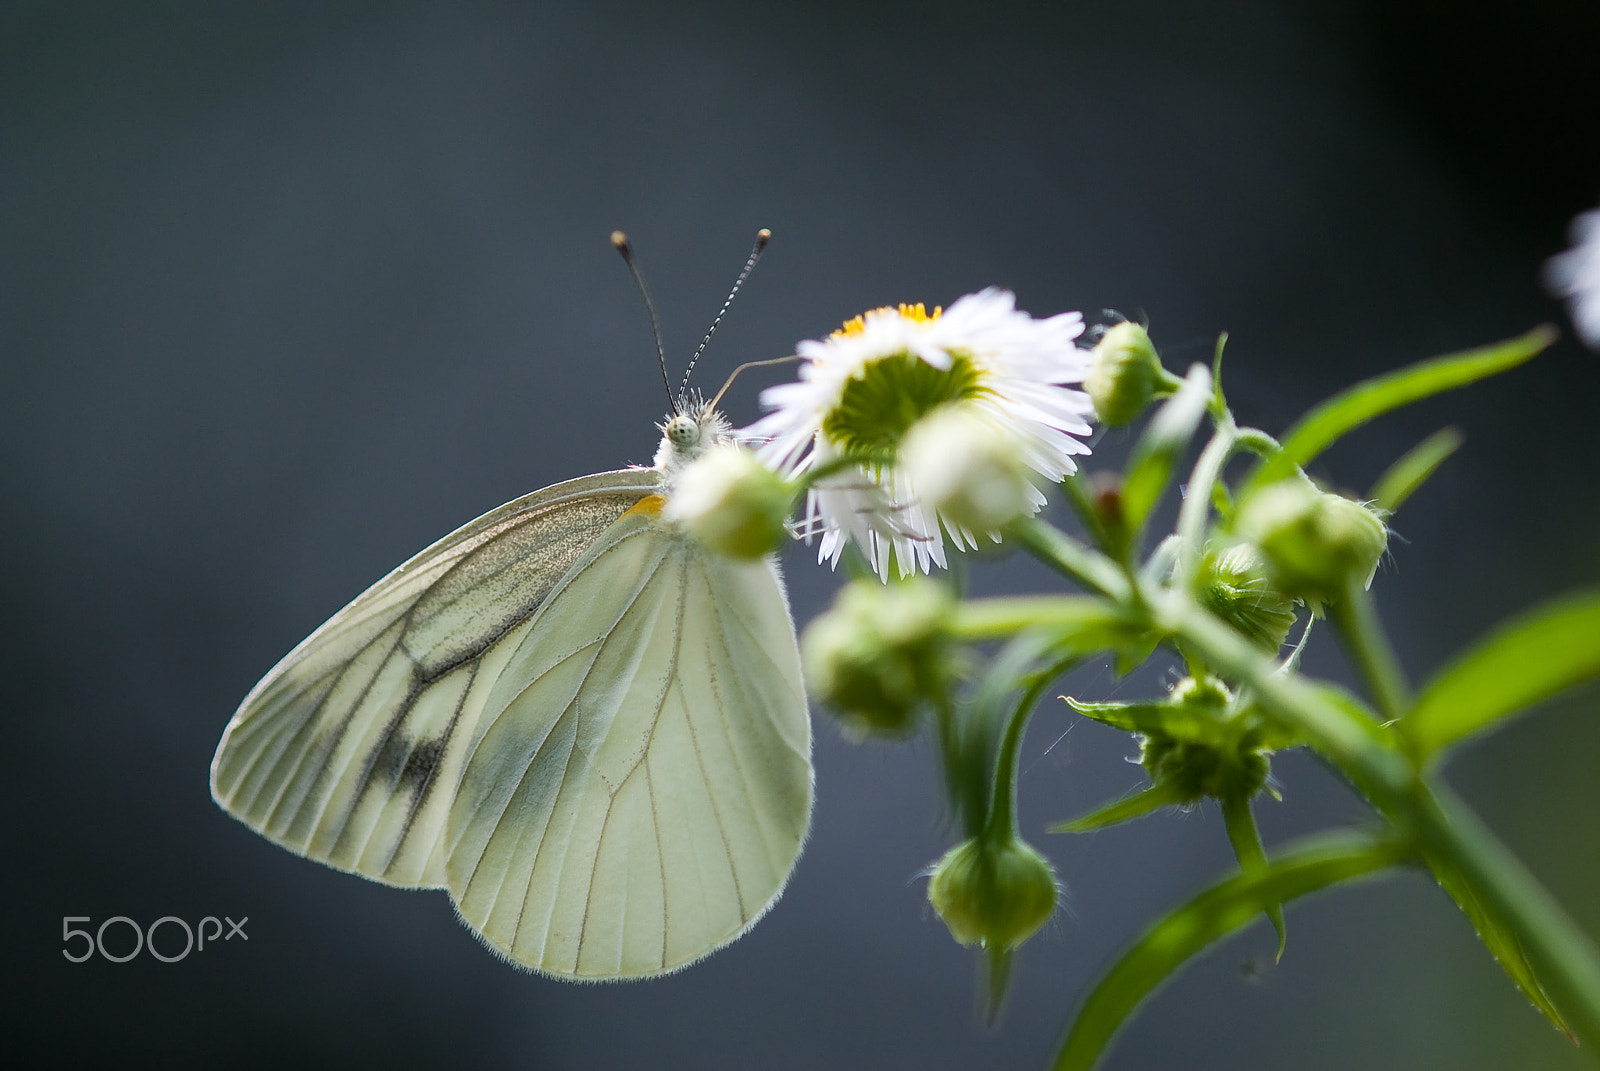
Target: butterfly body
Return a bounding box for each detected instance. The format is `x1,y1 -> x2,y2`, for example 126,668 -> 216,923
212,401 -> 812,978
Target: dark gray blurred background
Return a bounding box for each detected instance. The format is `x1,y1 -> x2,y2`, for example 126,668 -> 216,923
6,2 -> 1599,1067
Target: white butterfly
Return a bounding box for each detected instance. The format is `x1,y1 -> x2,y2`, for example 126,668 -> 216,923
210,396 -> 813,979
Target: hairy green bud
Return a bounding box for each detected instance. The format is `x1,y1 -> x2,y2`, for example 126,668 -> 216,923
665,446 -> 795,558
1235,476 -> 1388,602
1195,543 -> 1298,651
927,837 -> 1058,951
801,579 -> 954,737
1085,321 -> 1163,426
900,404 -> 1042,532
1139,676 -> 1270,802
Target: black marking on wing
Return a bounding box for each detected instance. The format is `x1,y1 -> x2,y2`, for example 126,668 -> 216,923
303,493 -> 648,851
216,477 -> 656,882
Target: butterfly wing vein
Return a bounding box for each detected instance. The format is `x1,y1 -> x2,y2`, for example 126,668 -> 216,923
210,471 -> 659,887
447,511 -> 811,978
211,467 -> 812,979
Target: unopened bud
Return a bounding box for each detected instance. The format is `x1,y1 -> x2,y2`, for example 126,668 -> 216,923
1235,476 -> 1387,602
1140,677 -> 1269,802
899,404 -> 1044,532
1195,543 -> 1298,651
801,579 -> 954,737
665,445 -> 794,558
1085,321 -> 1162,426
927,836 -> 1058,951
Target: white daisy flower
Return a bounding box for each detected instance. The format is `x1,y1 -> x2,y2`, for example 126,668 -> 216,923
800,437 -> 949,580
744,288 -> 1096,578
1546,204 -> 1600,348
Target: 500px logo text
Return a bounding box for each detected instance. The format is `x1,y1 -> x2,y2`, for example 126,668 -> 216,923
62,915 -> 248,963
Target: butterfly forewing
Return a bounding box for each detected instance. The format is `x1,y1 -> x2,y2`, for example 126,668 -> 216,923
210,469 -> 660,888
446,507 -> 812,978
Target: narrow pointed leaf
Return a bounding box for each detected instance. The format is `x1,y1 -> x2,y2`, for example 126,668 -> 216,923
1240,717 -> 1303,753
1051,781 -> 1188,833
1112,634 -> 1161,678
1245,327 -> 1553,496
1065,697 -> 1222,745
1052,832 -> 1406,1071
1369,426 -> 1464,514
1404,588 -> 1600,758
1427,849 -> 1572,1039
984,945 -> 1015,1023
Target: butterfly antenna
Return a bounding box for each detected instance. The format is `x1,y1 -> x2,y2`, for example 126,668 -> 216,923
707,354 -> 801,414
611,230 -> 675,410
680,228 -> 771,400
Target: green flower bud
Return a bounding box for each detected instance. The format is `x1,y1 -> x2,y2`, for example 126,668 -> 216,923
1085,321 -> 1162,426
899,404 -> 1043,533
927,836 -> 1058,951
1140,736 -> 1270,803
1139,676 -> 1269,802
1195,543 -> 1298,651
1234,476 -> 1388,603
664,445 -> 795,558
1168,673 -> 1232,710
800,579 -> 954,737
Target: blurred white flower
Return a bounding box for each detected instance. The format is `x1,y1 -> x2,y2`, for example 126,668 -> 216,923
744,288 -> 1095,578
900,405 -> 1044,533
1545,205 -> 1600,348
663,444 -> 794,558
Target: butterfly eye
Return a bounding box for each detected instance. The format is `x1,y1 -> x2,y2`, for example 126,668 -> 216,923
665,414 -> 700,446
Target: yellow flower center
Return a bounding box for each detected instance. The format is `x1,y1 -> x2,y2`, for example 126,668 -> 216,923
832,303 -> 943,338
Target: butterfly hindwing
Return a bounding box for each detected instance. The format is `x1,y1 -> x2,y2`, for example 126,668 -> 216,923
445,504 -> 813,978
210,469 -> 659,888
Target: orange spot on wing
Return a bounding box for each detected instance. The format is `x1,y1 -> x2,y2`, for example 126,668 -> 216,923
623,494 -> 667,519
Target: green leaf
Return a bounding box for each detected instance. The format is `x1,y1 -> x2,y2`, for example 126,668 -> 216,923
1427,849 -> 1573,1040
1122,363 -> 1213,538
1052,833 -> 1406,1071
1369,426 -> 1464,514
1051,780 -> 1188,833
1112,632 -> 1161,678
1245,327 -> 1553,497
1064,697 -> 1223,746
1229,681 -> 1373,754
1404,588 -> 1600,758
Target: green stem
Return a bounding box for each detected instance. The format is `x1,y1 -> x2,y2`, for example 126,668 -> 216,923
984,669 -> 1055,845
1220,792 -> 1286,958
952,595 -> 1130,642
1327,577 -> 1412,723
1010,518 -> 1130,600
1234,427 -> 1280,461
1159,594 -> 1405,794
1165,593 -> 1600,1048
933,690 -> 985,841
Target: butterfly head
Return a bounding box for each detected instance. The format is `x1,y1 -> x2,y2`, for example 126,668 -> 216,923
655,393 -> 733,477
